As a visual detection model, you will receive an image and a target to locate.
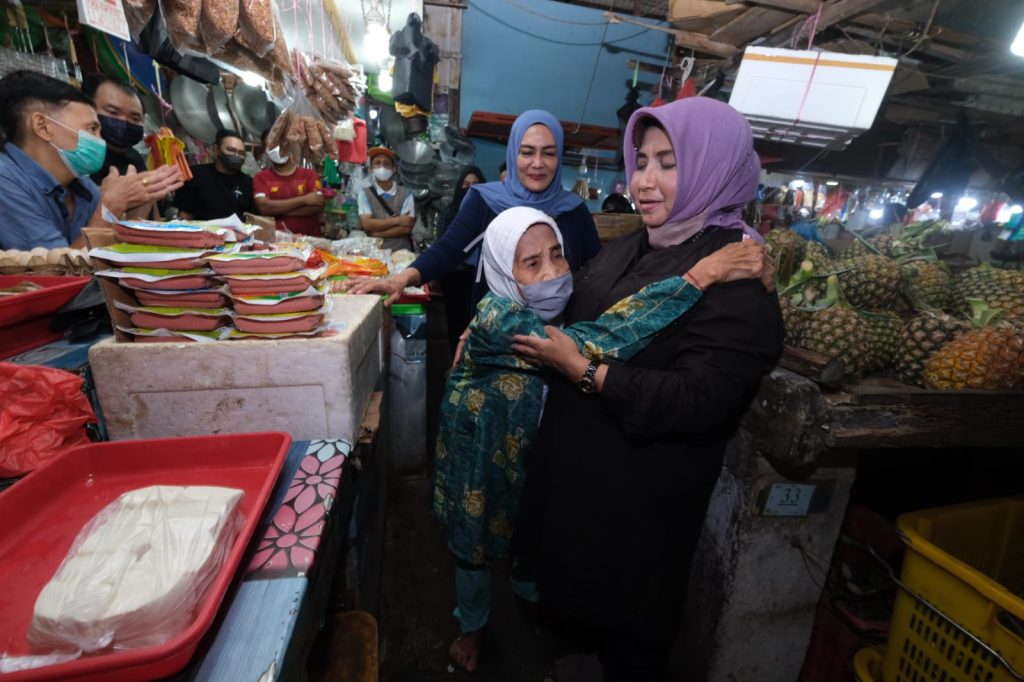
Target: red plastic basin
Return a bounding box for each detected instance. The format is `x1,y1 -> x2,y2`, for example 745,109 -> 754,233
0,432 -> 291,681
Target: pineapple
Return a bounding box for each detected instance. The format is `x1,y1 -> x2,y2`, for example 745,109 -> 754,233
764,229 -> 807,281
901,261 -> 953,311
839,238 -> 873,259
922,300 -> 1024,390
800,276 -> 872,378
780,294 -> 809,346
893,312 -> 969,386
863,310 -> 903,372
835,255 -> 901,310
870,233 -> 894,257
953,264 -> 1024,327
804,241 -> 833,270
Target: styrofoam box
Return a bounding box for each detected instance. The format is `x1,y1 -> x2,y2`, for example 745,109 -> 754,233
729,47 -> 897,146
89,294 -> 383,444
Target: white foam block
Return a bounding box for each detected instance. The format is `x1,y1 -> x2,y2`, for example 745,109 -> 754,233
89,294 -> 383,443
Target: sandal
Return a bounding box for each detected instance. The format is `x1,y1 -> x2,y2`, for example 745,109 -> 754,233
448,629 -> 483,673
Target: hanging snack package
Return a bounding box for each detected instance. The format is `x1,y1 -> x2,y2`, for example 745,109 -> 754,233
28,486 -> 245,653
124,0 -> 158,40
144,128 -> 192,181
161,0 -> 202,51
236,0 -> 277,58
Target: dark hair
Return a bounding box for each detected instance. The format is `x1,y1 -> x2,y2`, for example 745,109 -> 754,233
601,193 -> 634,214
0,70 -> 95,143
215,129 -> 244,146
631,115 -> 666,150
452,165 -> 486,213
498,161 -> 507,174
83,75 -> 139,102
260,128 -> 271,147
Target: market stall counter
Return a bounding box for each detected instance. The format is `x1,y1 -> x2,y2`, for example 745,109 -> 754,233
0,406 -> 382,681
677,352 -> 1024,681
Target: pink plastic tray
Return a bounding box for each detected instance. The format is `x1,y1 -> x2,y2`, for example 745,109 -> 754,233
0,432 -> 291,681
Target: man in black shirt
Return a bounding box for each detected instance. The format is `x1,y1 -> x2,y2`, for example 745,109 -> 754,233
84,76 -> 147,182
174,129 -> 256,220
84,76 -> 158,219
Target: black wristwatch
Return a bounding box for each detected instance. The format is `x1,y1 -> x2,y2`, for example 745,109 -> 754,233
577,360 -> 600,394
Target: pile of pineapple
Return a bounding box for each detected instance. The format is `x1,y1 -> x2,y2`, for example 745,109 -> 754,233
766,222 -> 1024,391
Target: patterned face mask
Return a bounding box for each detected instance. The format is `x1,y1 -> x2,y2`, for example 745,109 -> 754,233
522,272 -> 573,322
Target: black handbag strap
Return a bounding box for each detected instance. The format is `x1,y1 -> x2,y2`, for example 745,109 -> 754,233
368,187 -> 397,217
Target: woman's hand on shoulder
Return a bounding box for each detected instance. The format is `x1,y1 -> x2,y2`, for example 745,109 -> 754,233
686,239 -> 775,293
512,327 -> 588,379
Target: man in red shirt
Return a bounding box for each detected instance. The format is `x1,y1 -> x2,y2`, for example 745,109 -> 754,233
253,145 -> 325,237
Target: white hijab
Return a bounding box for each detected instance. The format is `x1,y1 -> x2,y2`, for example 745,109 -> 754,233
481,206 -> 565,306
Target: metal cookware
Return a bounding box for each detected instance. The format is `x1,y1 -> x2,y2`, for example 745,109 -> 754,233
395,139 -> 434,165
169,76 -> 218,144
399,159 -> 436,174
209,85 -> 236,134
231,83 -> 280,138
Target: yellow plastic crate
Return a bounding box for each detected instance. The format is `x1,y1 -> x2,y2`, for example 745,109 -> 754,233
882,498 -> 1024,682
854,647 -> 884,681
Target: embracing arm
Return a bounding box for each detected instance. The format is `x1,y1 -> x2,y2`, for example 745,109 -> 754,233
600,281 -> 783,439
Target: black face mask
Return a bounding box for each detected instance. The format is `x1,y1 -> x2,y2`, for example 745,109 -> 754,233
98,114 -> 144,149
220,154 -> 245,172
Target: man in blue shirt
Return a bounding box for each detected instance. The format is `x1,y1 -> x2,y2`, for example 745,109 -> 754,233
0,70 -> 183,250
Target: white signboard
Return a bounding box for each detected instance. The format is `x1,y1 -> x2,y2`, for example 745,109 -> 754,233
76,0 -> 131,42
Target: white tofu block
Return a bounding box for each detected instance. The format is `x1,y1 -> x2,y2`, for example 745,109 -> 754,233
89,294 -> 383,443
31,486 -> 244,652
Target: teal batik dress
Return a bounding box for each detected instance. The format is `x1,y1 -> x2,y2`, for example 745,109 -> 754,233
433,275 -> 703,566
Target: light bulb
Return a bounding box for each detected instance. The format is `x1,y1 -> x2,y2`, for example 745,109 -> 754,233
930,191 -> 943,199
369,108 -> 379,120
365,20 -> 390,65
790,180 -> 805,189
1012,18 -> 1024,57
957,197 -> 978,211
1011,205 -> 1023,214
869,209 -> 884,220
378,68 -> 393,92
825,180 -> 839,186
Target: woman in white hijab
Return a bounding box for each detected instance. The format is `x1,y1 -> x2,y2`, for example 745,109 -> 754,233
434,205 -> 769,672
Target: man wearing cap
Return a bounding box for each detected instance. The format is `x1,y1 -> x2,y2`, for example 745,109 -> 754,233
358,146 -> 415,251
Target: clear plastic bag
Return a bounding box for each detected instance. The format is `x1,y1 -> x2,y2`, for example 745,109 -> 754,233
28,485 -> 245,654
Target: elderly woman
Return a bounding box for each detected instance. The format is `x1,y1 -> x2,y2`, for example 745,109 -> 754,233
512,98 -> 784,681
344,110 -> 601,317
436,205 -> 770,672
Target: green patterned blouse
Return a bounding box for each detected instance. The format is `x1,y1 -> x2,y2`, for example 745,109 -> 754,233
433,275 -> 703,565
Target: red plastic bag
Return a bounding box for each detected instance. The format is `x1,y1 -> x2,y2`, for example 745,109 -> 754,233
0,363 -> 96,477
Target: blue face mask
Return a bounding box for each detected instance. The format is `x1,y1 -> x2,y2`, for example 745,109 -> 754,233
522,272 -> 573,322
46,116 -> 107,177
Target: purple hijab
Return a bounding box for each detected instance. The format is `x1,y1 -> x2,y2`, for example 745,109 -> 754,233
624,97 -> 762,248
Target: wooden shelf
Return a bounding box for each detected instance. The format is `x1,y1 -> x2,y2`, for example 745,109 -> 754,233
465,111 -> 621,151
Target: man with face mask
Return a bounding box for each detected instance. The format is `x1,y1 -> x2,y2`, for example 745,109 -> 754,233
174,128 -> 256,220
357,146 -> 415,251
83,77 -> 146,183
83,76 -> 160,220
0,70 -> 183,250
253,142 -> 325,236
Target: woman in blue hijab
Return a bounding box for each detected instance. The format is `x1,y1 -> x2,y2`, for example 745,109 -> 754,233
345,110 -> 602,319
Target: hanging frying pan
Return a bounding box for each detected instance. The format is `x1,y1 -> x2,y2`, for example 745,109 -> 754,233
230,83 -> 280,138
169,75 -> 218,144
209,85 -> 236,135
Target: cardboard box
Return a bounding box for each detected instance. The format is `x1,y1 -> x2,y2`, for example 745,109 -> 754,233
592,213 -> 644,243
88,293 -> 384,443
729,47 -> 898,149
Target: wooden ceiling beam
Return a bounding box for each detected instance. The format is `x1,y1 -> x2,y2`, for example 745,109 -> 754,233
723,0 -> 818,12
710,6 -> 794,44
840,24 -> 970,61
673,27 -> 739,57
851,12 -> 988,48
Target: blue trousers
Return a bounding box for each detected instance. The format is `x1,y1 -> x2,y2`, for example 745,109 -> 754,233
453,562 -> 539,634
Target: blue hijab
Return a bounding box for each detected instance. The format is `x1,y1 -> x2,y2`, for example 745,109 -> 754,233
473,109 -> 584,219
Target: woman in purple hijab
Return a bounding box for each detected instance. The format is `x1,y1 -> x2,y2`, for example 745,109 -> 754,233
512,98 -> 783,681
